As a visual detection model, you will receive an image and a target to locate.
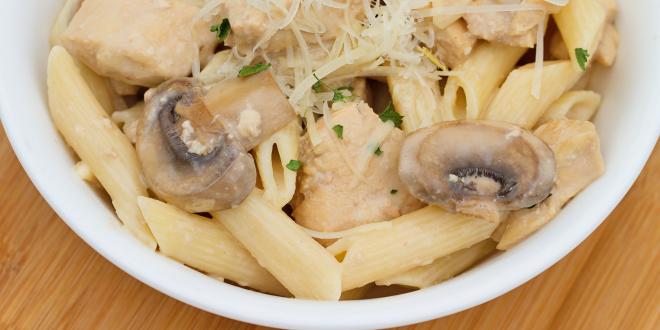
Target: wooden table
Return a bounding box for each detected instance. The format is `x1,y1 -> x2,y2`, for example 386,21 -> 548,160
0,125 -> 657,329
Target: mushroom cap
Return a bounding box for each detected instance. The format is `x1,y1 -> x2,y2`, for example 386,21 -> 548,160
136,78 -> 256,212
399,120 -> 556,219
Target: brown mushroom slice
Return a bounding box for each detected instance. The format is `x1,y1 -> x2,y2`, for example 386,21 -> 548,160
137,78 -> 256,213
399,120 -> 556,222
204,72 -> 296,150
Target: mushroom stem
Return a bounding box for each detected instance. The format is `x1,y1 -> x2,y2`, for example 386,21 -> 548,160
204,72 -> 296,150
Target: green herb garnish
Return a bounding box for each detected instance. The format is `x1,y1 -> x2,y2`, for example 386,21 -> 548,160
210,19 -> 231,42
238,63 -> 271,77
312,74 -> 353,102
332,89 -> 352,102
286,159 -> 302,171
374,146 -> 383,156
379,102 -> 403,128
575,48 -> 590,71
312,80 -> 322,92
332,124 -> 344,139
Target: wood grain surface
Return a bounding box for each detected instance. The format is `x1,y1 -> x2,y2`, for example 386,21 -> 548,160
0,125 -> 658,330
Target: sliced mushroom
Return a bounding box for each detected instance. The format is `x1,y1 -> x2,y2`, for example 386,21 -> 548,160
204,72 -> 296,150
136,78 -> 256,212
399,120 -> 556,222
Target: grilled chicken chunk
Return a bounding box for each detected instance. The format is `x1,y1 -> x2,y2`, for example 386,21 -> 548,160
292,102 -> 423,233
61,0 -> 217,87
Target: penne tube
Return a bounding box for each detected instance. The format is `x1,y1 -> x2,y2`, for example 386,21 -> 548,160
213,191 -> 342,300
387,75 -> 442,133
538,90 -> 601,125
553,0 -> 609,71
331,206 -> 498,291
137,197 -> 288,296
199,50 -> 235,85
76,61 -> 119,115
254,120 -> 301,209
440,42 -> 526,121
484,61 -> 582,129
375,239 -> 496,288
47,46 -> 156,248
49,0 -> 83,47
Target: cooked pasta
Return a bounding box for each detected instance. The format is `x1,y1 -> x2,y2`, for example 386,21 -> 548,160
375,239 -> 497,288
441,42 -> 526,121
47,46 -> 156,249
254,120 -> 301,209
137,197 -> 288,296
213,191 -> 342,300
46,0 -> 617,300
484,61 -> 582,129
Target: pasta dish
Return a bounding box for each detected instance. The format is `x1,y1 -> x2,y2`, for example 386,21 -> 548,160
46,0 -> 618,300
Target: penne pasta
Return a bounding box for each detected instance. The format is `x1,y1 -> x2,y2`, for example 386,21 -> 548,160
484,61 -> 582,129
498,119 -> 605,250
213,191 -> 342,300
254,120 -> 301,209
47,46 -> 156,248
387,75 -> 442,133
137,197 -> 288,296
538,90 -> 601,125
553,0 -> 609,71
440,42 -> 526,121
76,61 -> 119,115
199,50 -> 235,85
49,0 -> 83,47
330,206 -> 498,291
375,239 -> 497,288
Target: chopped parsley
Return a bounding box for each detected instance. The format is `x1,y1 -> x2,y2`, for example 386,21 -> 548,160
332,89 -> 352,102
390,189 -> 398,195
238,63 -> 271,77
312,80 -> 322,92
379,102 -> 403,128
332,124 -> 344,139
286,159 -> 302,171
575,48 -> 590,71
210,19 -> 231,42
312,73 -> 353,102
374,146 -> 383,156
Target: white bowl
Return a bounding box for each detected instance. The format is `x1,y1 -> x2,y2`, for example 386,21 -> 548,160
1,1 -> 659,328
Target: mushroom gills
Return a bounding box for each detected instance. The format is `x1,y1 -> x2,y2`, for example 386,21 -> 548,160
136,78 -> 256,213
448,167 -> 517,197
399,120 -> 556,222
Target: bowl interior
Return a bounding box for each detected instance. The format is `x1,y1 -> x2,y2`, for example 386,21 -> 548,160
0,1 -> 659,329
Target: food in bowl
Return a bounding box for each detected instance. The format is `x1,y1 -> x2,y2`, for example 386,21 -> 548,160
46,0 -> 617,300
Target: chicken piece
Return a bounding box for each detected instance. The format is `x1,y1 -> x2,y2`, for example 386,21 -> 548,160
292,103 -> 423,232
61,0 -> 216,87
464,0 -> 552,48
497,119 -> 605,249
435,19 -> 477,69
220,0 -> 363,53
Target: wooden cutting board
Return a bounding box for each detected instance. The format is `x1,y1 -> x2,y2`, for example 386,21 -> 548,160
0,126 -> 658,330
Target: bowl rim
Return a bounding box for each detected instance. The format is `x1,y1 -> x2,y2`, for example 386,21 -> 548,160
1,1 -> 660,328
